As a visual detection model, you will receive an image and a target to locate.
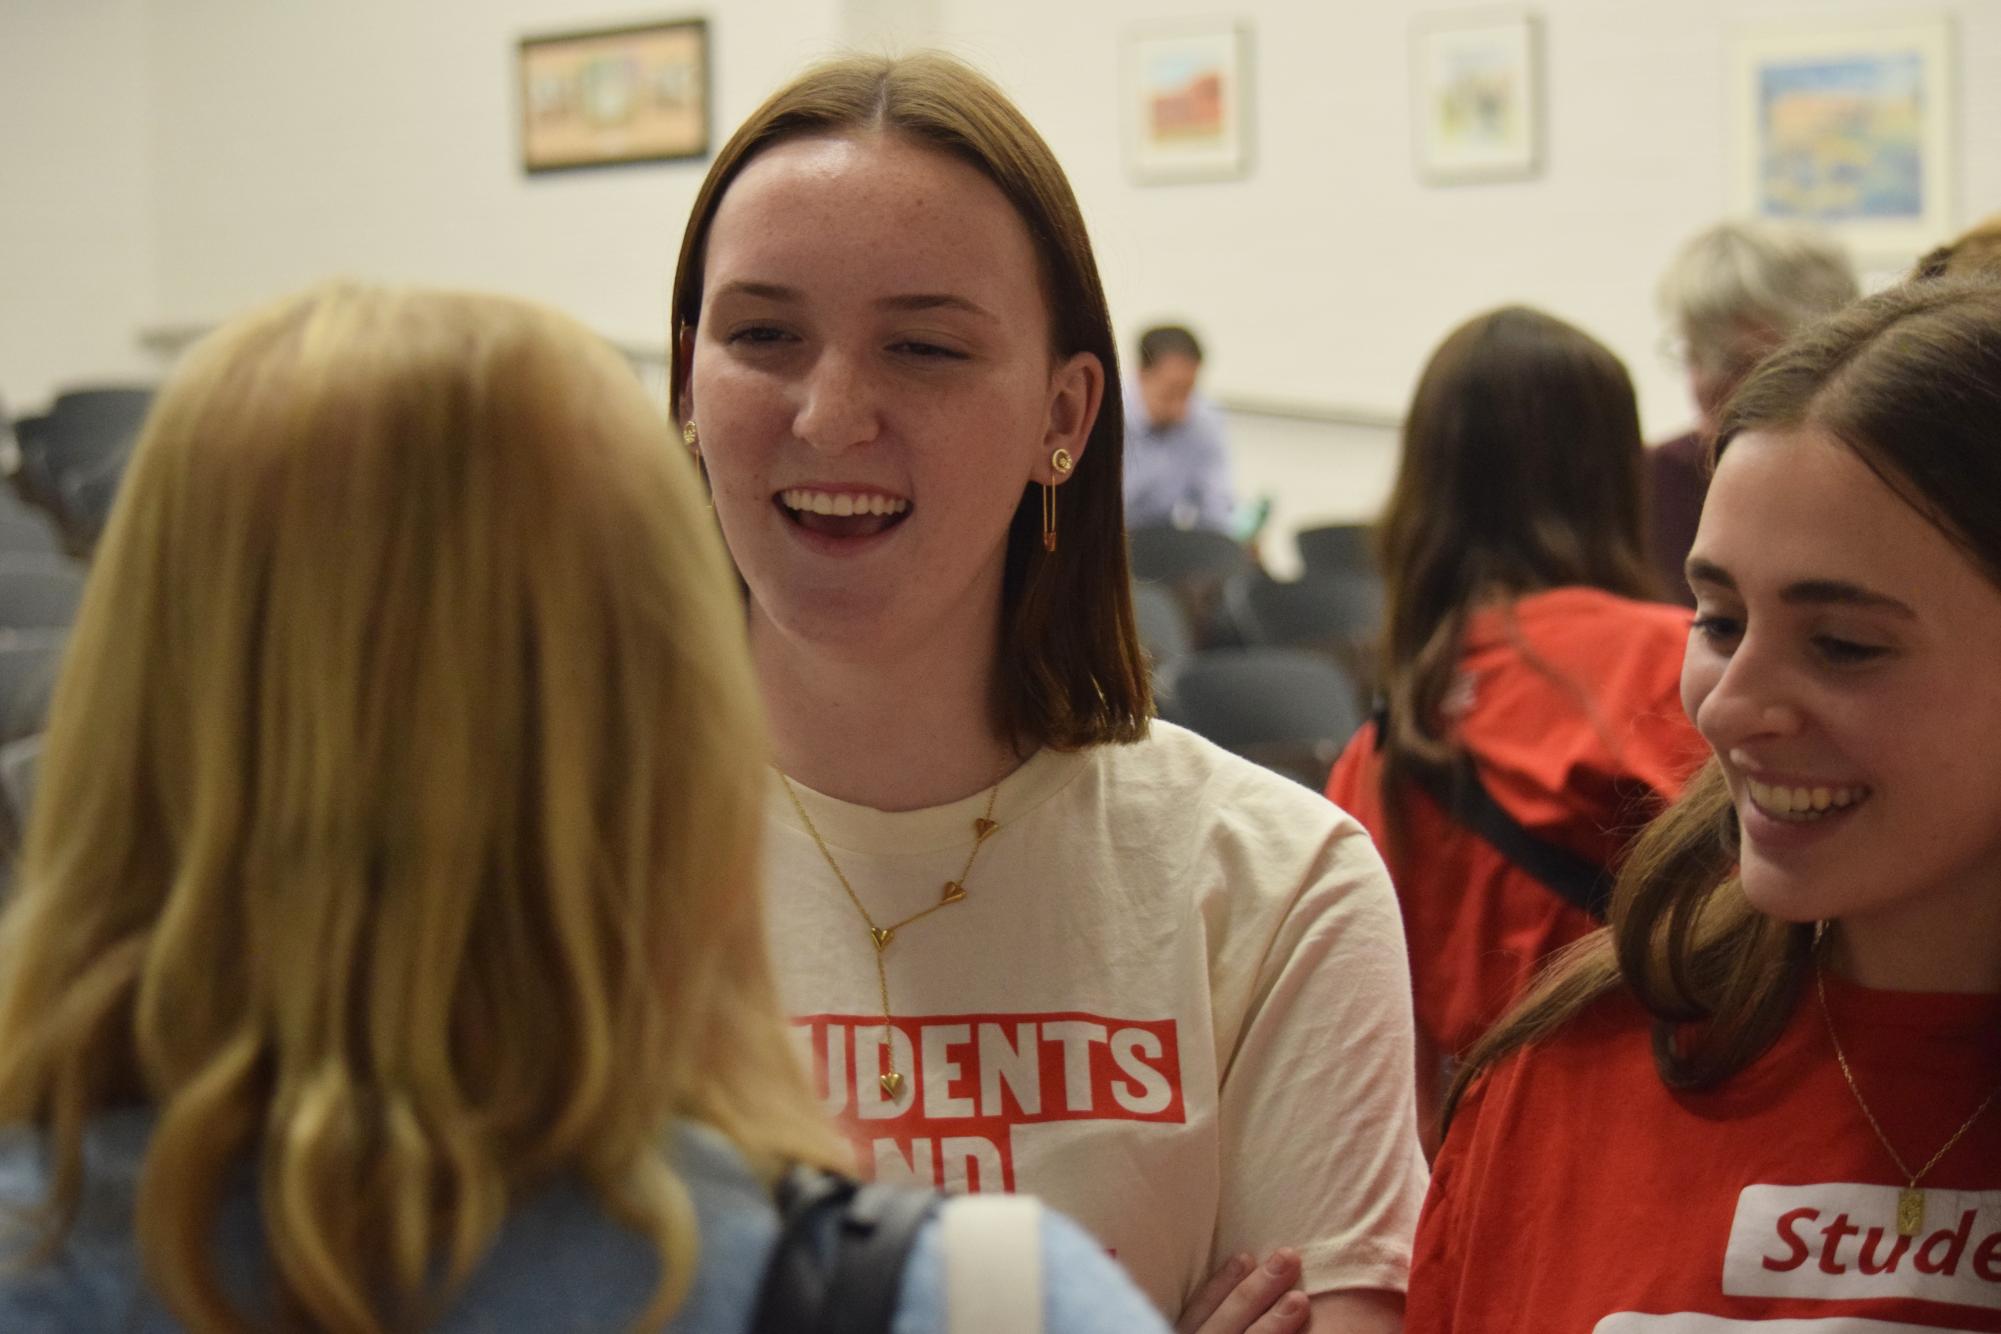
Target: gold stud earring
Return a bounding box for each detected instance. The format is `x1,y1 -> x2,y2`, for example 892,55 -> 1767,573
1041,448 -> 1074,553
682,420 -> 700,451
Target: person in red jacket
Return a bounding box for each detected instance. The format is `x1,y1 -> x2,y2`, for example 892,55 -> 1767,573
1326,307 -> 1706,1148
1408,279 -> 2001,1332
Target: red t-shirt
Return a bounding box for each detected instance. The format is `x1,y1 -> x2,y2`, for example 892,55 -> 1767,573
1409,975 -> 2001,1331
1326,587 -> 1705,1061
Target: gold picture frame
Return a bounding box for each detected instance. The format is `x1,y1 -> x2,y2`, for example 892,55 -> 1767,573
519,18 -> 710,173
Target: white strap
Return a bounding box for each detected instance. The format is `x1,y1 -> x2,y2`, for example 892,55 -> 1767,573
941,1193 -> 1044,1334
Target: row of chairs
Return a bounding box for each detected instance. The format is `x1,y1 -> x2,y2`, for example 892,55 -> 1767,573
9,386 -> 150,558
1130,523 -> 1383,789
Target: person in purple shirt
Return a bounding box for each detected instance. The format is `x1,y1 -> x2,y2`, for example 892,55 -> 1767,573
1123,325 -> 1237,533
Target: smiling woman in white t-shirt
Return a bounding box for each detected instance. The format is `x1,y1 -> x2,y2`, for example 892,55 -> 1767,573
668,52 -> 1428,1334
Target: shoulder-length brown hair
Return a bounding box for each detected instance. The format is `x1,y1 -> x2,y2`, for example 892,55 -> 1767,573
0,283 -> 842,1332
668,51 -> 1149,750
1374,306 -> 1655,844
1445,279 -> 2001,1127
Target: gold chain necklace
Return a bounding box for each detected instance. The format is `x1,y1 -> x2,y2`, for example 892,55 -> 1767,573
1814,954 -> 2001,1237
778,771 -> 1001,1099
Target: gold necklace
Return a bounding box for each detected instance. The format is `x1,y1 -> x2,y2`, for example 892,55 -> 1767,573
778,771 -> 1002,1099
1815,954 -> 2001,1237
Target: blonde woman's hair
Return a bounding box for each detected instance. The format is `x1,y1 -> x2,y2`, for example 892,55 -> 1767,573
0,282 -> 841,1331
1657,220 -> 1859,382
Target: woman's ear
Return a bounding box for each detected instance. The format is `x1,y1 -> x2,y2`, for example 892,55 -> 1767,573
1040,351 -> 1104,484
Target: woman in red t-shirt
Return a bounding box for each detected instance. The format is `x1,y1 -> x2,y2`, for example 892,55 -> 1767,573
1326,307 -> 1704,1147
1408,280 -> 2001,1331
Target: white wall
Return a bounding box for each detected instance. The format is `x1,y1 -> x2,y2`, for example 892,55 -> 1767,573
6,0 -> 1998,563
142,0 -> 844,352
938,0 -> 2001,442
0,0 -> 159,412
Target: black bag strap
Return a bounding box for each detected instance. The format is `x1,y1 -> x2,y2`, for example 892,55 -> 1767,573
749,1167 -> 943,1334
1369,708 -> 1615,920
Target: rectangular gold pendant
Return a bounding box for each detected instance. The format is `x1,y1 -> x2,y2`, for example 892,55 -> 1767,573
1897,1187 -> 1925,1238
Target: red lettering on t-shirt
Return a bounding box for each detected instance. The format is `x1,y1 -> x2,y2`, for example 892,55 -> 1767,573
1975,1232 -> 2001,1283
1857,1226 -> 1911,1275
1818,1213 -> 1858,1274
1916,1209 -> 1979,1276
1762,1207 -> 1818,1272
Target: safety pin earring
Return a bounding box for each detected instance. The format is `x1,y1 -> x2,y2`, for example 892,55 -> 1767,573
1041,447 -> 1074,553
683,421 -> 713,509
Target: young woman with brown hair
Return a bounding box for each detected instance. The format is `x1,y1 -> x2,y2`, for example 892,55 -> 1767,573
0,283 -> 1171,1333
1407,280 -> 2001,1331
1325,307 -> 1705,1148
671,52 -> 1427,1334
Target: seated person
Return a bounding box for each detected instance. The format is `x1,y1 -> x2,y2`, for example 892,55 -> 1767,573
1649,221 -> 1857,603
1123,324 -> 1236,532
0,282 -> 1168,1334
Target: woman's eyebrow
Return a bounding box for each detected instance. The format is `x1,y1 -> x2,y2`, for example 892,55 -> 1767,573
1779,579 -> 1916,618
875,292 -> 999,323
711,280 -> 800,303
1685,558 -> 1916,618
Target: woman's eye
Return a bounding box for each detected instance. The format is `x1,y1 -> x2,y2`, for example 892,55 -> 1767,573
727,325 -> 794,346
891,340 -> 968,360
1814,636 -> 1890,666
1690,614 -> 1742,648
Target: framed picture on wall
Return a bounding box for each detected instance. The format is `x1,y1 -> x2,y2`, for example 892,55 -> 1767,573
518,19 -> 710,173
1122,24 -> 1253,183
1728,18 -> 1955,260
1411,10 -> 1542,184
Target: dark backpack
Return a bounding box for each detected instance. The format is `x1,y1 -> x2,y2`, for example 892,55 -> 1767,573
748,1168 -> 942,1334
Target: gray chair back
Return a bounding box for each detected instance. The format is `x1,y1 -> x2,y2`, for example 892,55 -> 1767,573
1295,523 -> 1375,579
0,559 -> 86,629
0,631 -> 67,744
1158,647 -> 1364,788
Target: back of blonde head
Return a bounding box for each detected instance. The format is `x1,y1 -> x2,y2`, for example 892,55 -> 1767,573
0,283 -> 837,1331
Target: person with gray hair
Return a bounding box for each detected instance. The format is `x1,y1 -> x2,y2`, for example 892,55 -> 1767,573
1647,220 -> 1858,603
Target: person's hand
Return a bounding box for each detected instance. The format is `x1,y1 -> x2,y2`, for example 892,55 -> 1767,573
1176,1249 -> 1310,1334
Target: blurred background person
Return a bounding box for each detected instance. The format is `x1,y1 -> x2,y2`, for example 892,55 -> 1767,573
1124,324 -> 1238,534
1327,306 -> 1705,1151
1648,221 -> 1858,604
0,282 -> 1169,1334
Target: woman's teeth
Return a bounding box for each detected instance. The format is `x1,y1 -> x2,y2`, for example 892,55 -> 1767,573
1746,778 -> 1869,822
781,489 -> 909,517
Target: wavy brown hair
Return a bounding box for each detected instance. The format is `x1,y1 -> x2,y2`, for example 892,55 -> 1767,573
1374,306 -> 1656,850
0,283 -> 842,1331
1445,279 -> 2001,1127
668,51 -> 1150,750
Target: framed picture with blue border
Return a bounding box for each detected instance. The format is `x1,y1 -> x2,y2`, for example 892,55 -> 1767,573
1728,17 -> 1955,260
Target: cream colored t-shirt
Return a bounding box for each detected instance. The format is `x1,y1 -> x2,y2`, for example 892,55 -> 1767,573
766,721 -> 1428,1317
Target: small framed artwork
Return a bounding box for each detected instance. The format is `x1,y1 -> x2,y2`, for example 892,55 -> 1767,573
1411,10 -> 1542,183
1123,24 -> 1253,184
519,18 -> 710,173
1728,18 -> 1955,260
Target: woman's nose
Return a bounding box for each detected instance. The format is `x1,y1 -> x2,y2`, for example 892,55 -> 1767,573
1695,640 -> 1804,747
792,348 -> 879,456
